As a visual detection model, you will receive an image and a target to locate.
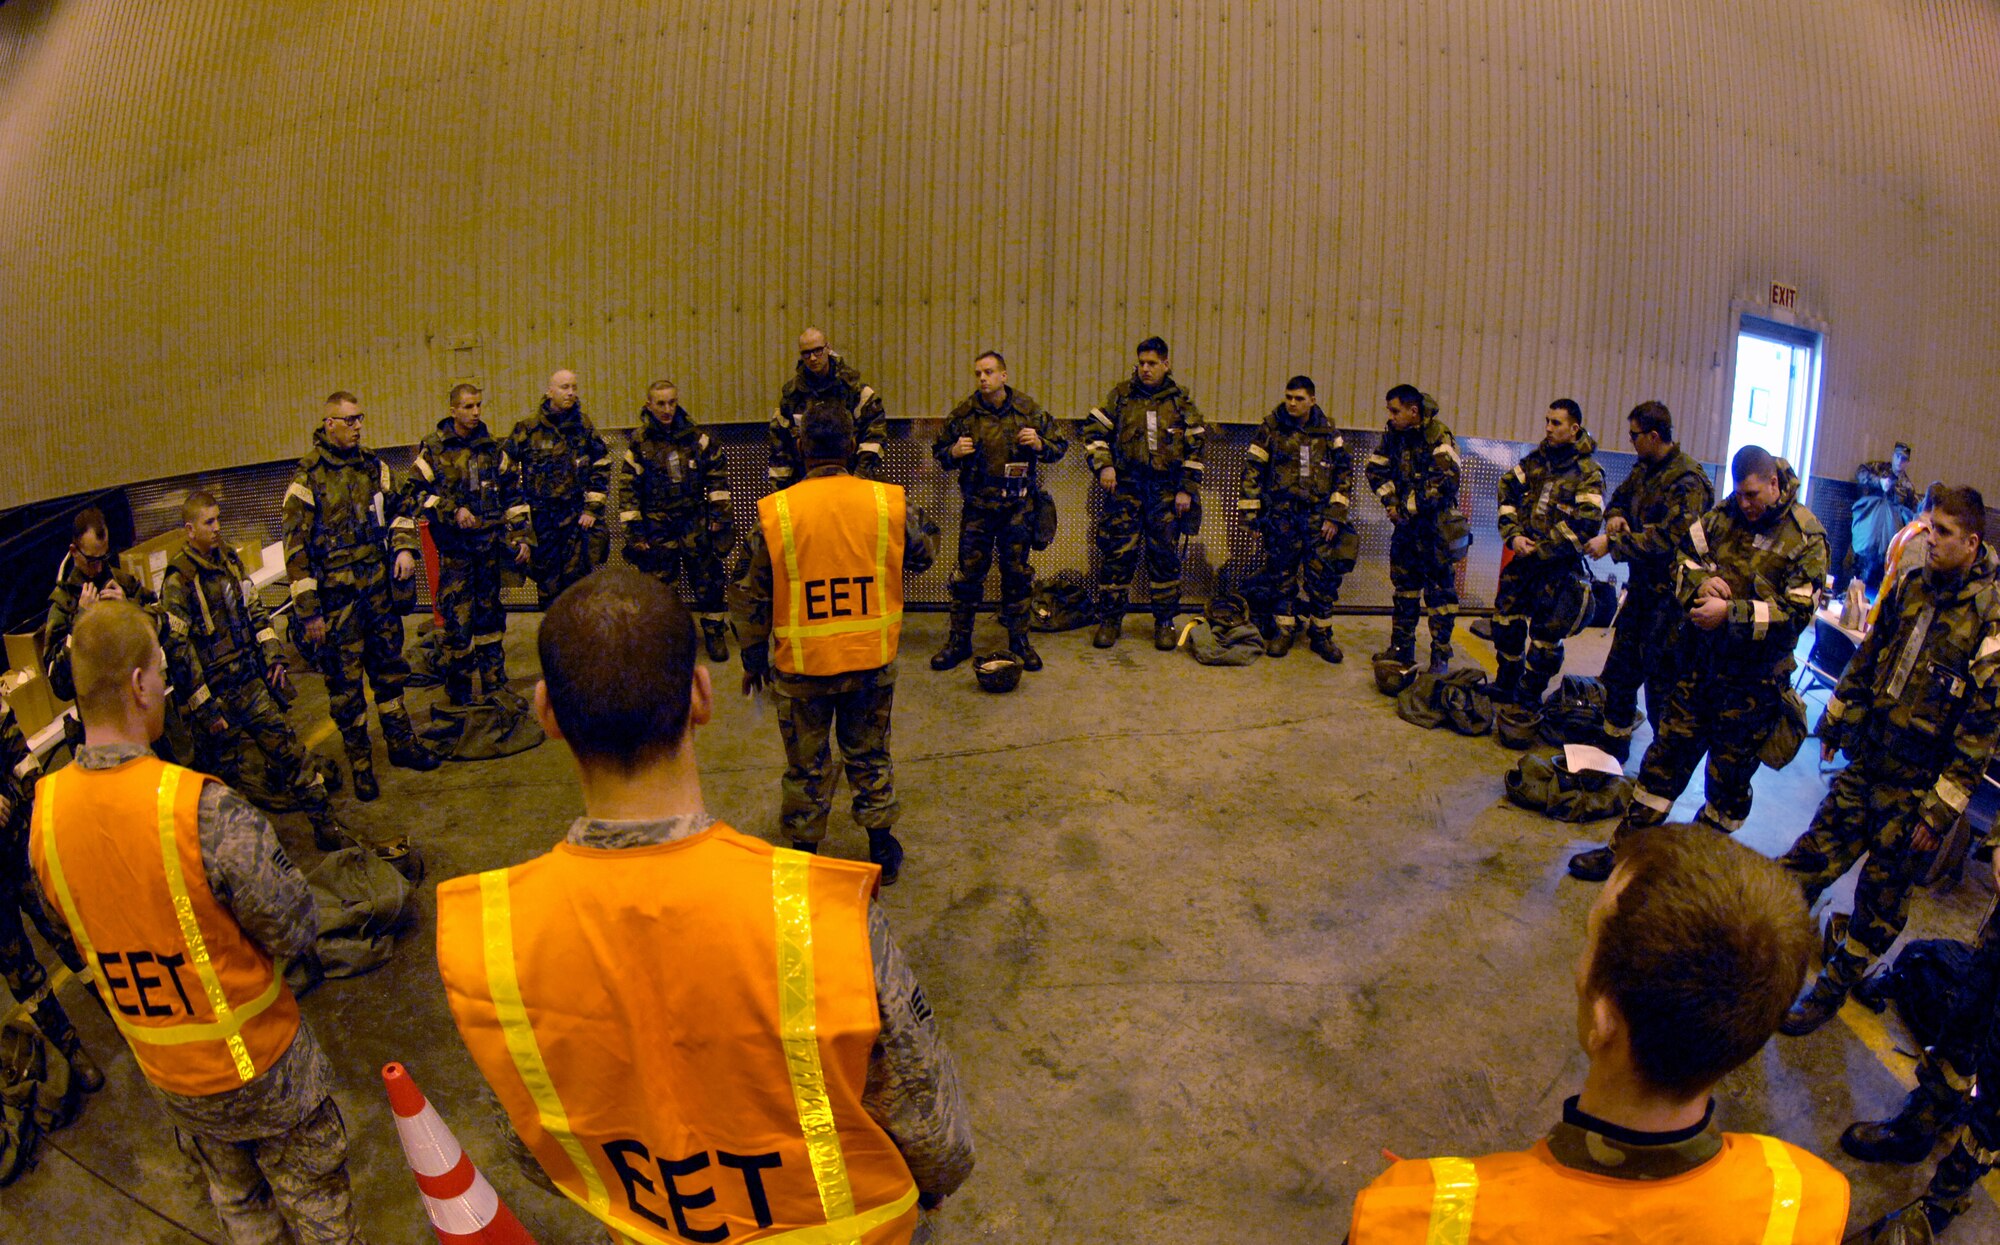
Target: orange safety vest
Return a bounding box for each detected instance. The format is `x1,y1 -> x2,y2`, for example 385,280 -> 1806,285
29,756 -> 300,1097
758,474 -> 905,676
436,823 -> 921,1245
1349,1134 -> 1848,1244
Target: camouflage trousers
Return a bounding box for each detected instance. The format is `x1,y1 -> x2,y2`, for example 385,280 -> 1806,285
1780,749 -> 1935,987
529,512 -> 606,608
950,498 -> 1035,626
1095,480 -> 1182,619
775,681 -> 898,844
435,540 -> 509,704
0,855 -> 85,1055
1906,913 -> 2000,1219
193,674 -> 331,820
1387,520 -> 1459,660
177,1093 -> 361,1245
624,518 -> 729,617
1598,585 -> 1682,740
1242,509 -> 1356,628
309,572 -> 410,737
1618,670 -> 1781,839
1491,557 -> 1585,706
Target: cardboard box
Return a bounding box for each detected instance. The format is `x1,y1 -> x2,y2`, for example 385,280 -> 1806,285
232,536 -> 265,575
120,528 -> 186,596
1,667 -> 65,738
3,631 -> 42,677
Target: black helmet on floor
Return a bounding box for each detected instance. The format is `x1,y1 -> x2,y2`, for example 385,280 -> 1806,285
974,650 -> 1024,693
1373,657 -> 1417,696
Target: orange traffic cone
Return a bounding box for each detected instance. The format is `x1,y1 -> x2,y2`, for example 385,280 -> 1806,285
383,1062 -> 541,1244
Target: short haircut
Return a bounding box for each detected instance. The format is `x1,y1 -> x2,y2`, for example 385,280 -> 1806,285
73,507 -> 109,543
1549,398 -> 1582,425
538,569 -> 698,771
1594,824 -> 1814,1099
1627,401 -> 1673,440
799,402 -> 855,462
448,383 -> 482,406
1920,481 -> 1946,512
1731,444 -> 1777,485
1894,442 -> 1913,457
325,391 -> 359,407
647,379 -> 677,397
1136,335 -> 1169,358
182,490 -> 219,524
974,350 -> 1005,369
1385,383 -> 1423,409
1932,485 -> 1985,536
1285,375 -> 1315,396
71,600 -> 160,726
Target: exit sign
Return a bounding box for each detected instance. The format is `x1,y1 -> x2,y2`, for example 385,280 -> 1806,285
1770,282 -> 1799,310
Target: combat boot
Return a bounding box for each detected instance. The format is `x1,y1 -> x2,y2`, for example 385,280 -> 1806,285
1154,617 -> 1179,651
1427,643 -> 1453,676
342,727 -> 379,803
867,828 -> 905,886
1780,970 -> 1853,1036
52,1030 -> 105,1093
1093,595 -> 1124,649
312,812 -> 357,853
931,608 -> 975,670
1308,627 -> 1343,664
1266,624 -> 1297,658
1841,1085 -> 1957,1164
1567,844 -> 1617,882
1007,625 -> 1043,672
701,618 -> 731,663
382,709 -> 442,772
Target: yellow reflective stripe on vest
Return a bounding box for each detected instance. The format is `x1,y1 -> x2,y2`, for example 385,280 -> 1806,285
1424,1156 -> 1478,1245
871,483 -> 891,665
773,849 -> 859,1225
772,490 -> 809,672
479,870 -> 613,1220
1756,1135 -> 1803,1244
35,772 -> 283,1069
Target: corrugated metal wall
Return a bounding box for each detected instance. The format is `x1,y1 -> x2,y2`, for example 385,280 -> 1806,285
3,0 -> 1996,510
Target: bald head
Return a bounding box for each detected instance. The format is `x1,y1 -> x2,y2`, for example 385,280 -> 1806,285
547,370 -> 579,411
798,327 -> 831,376
71,599 -> 166,737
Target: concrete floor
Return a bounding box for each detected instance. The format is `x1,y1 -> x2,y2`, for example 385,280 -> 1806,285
4,611 -> 1998,1242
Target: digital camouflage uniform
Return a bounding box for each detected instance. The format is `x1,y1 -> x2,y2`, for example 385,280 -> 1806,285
730,467 -> 937,846
1619,459 -> 1828,838
158,542 -> 341,842
0,698 -> 92,1072
282,430 -> 430,790
406,416 -> 533,704
768,354 -> 886,486
931,387 -> 1066,658
507,398 -> 610,607
1363,397 -> 1466,666
1780,543 -> 2000,1013
1493,430 -> 1604,706
1079,372 -> 1206,630
619,404 -> 734,655
1238,402 -> 1357,658
1597,447 -> 1713,749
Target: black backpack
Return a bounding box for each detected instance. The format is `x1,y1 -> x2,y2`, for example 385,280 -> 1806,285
1028,571 -> 1095,632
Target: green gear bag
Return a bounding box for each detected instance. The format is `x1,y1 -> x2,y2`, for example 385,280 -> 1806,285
1504,752 -> 1632,823
1759,686 -> 1811,769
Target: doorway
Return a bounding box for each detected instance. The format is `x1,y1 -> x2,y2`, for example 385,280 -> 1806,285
1724,315 -> 1822,491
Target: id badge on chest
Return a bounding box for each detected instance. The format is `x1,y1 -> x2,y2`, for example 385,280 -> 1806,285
1298,444 -> 1312,474
1002,461 -> 1029,497
1146,410 -> 1158,453
666,452 -> 685,485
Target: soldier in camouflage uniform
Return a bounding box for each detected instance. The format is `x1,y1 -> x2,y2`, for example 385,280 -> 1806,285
929,351 -> 1066,672
508,369 -> 611,607
768,327 -> 886,486
1237,376 -> 1357,663
732,405 -> 936,882
1,695 -> 104,1090
1568,447 -> 1829,882
619,379 -> 735,662
159,492 -> 362,859
1492,400 -> 1604,713
1776,488 -> 2000,1036
1364,384 -> 1467,673
406,383 -> 534,705
282,393 -> 440,805
1584,402 -> 1714,759
1079,336 -> 1206,652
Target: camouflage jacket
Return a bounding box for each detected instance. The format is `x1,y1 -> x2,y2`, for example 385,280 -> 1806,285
1674,458 -> 1829,678
407,416 -> 534,554
159,542 -> 282,728
1605,447 -> 1713,595
507,400 -> 611,521
1240,403 -> 1351,528
769,355 -> 886,485
1364,405 -> 1461,519
620,408 -> 732,541
931,387 -> 1066,507
1079,373 -> 1207,491
1823,542 -> 2000,830
43,557 -> 156,702
1498,431 -> 1604,562
282,431 -> 419,619
1,695 -> 33,830
1856,459 -> 1919,513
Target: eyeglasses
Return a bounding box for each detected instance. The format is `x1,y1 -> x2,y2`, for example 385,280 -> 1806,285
799,346 -> 828,359
72,547 -> 109,566
329,412 -> 366,426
